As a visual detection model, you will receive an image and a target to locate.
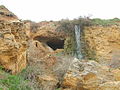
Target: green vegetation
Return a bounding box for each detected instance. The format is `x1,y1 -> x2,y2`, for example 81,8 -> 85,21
56,17 -> 92,34
57,17 -> 120,33
0,67 -> 32,90
64,36 -> 76,56
91,18 -> 120,26
0,75 -> 31,90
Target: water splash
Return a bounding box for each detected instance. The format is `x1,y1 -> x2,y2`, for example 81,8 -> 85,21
74,25 -> 83,59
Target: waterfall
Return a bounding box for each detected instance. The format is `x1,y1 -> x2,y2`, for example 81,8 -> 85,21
74,25 -> 83,59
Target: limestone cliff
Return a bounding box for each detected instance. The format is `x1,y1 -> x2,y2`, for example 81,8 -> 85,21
0,20 -> 27,74
0,5 -> 29,74
84,25 -> 120,66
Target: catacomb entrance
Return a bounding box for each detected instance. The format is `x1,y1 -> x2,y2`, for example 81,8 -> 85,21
46,39 -> 64,50
34,36 -> 64,50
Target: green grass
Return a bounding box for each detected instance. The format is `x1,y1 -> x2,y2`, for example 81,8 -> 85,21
0,76 -> 31,90
0,67 -> 32,90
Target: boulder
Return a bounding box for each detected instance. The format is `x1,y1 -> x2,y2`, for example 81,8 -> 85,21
62,58 -> 116,90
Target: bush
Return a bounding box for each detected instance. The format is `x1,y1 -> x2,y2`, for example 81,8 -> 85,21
56,17 -> 120,34
56,16 -> 92,34
91,18 -> 119,26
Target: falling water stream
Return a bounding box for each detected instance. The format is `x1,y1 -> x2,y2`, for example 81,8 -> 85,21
74,25 -> 83,59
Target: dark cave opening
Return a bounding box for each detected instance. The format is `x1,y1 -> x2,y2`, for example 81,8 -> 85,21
46,39 -> 64,50
33,36 -> 65,50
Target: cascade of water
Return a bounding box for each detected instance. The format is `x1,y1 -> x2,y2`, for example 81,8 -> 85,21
74,25 -> 83,59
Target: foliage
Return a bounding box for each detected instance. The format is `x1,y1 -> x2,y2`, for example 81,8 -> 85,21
64,36 -> 76,55
91,18 -> 120,26
56,16 -> 92,34
0,68 -> 32,90
56,17 -> 120,34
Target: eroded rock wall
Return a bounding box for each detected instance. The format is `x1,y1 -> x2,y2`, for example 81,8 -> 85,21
84,25 -> 120,65
0,21 -> 27,74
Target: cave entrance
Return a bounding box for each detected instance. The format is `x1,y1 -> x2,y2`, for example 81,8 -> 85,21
46,39 -> 64,50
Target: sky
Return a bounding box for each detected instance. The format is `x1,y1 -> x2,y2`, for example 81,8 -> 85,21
0,0 -> 120,22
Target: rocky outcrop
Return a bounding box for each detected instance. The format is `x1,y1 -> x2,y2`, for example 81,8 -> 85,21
0,5 -> 18,21
0,20 -> 27,74
62,58 -> 120,90
84,25 -> 120,65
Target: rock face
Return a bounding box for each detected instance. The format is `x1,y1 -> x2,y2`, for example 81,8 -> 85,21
0,5 -> 28,74
84,26 -> 120,65
0,20 -> 27,74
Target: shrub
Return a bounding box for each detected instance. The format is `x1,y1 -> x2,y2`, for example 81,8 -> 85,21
56,16 -> 92,34
91,18 -> 120,26
57,17 -> 120,34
